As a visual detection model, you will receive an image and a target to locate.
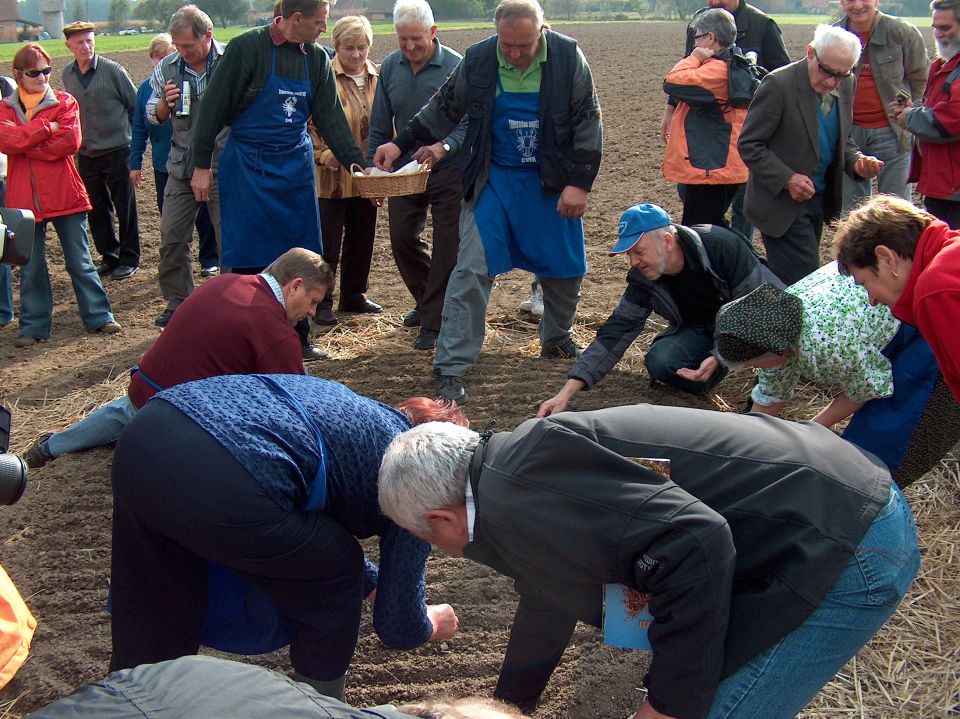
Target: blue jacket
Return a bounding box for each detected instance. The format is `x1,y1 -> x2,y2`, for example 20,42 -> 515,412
130,76 -> 171,172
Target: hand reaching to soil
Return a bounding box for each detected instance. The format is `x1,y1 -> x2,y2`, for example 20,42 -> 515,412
427,603 -> 459,641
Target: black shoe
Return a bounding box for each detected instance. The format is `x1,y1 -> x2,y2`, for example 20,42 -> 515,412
414,328 -> 439,350
314,309 -> 339,326
436,375 -> 468,404
111,265 -> 139,280
302,344 -> 331,362
22,433 -> 54,469
540,338 -> 582,360
96,260 -> 117,276
200,266 -> 220,278
402,306 -> 421,327
155,308 -> 176,328
338,297 -> 382,314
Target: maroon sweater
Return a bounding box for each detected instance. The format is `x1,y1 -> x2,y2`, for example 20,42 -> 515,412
129,274 -> 304,408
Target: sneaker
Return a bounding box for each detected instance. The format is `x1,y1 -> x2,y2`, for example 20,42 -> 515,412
14,335 -> 42,348
95,260 -> 117,276
413,328 -> 439,350
540,337 -> 582,360
93,320 -> 122,335
23,433 -> 54,469
200,266 -> 220,278
110,265 -> 139,280
402,306 -> 421,327
314,309 -> 339,326
155,309 -> 176,328
436,374 -> 468,404
519,285 -> 544,317
302,344 -> 331,362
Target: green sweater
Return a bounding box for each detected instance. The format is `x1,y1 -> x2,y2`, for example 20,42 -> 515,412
192,26 -> 364,169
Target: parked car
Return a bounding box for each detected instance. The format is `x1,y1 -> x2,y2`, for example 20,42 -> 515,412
118,27 -> 139,35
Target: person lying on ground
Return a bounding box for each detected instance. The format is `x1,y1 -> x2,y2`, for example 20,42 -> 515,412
22,247 -> 331,469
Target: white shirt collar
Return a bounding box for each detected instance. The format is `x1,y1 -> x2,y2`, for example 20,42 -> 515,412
465,482 -> 476,542
260,272 -> 285,307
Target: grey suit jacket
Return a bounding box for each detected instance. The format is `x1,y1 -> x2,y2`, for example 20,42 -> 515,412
738,58 -> 865,237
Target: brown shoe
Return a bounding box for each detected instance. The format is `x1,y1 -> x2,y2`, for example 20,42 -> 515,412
13,335 -> 43,348
93,321 -> 122,335
23,433 -> 54,469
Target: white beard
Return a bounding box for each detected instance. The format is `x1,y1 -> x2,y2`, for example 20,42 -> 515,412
936,36 -> 960,61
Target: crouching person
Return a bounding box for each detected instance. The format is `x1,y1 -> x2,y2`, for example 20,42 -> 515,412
378,405 -> 920,719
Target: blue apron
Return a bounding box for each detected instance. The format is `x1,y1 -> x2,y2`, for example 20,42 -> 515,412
474,75 -> 586,279
218,46 -> 322,269
199,375 -> 330,654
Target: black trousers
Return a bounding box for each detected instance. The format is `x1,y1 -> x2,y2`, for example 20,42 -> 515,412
154,169 -> 219,268
387,163 -> 463,332
760,193 -> 825,286
678,183 -> 740,227
317,196 -> 377,312
230,265 -> 311,347
76,147 -> 141,269
110,400 -> 365,680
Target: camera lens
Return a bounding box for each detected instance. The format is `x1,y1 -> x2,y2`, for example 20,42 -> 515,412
0,454 -> 27,506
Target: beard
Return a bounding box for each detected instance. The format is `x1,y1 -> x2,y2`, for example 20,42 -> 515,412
936,35 -> 960,60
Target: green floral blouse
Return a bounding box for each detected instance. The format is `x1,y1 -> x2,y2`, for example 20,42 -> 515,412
753,263 -> 901,406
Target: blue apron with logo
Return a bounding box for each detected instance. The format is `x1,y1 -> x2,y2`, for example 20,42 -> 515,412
218,46 -> 322,269
474,75 -> 586,279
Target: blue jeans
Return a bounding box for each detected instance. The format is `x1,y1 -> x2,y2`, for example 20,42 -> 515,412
47,395 -> 137,457
0,264 -> 12,325
705,485 -> 920,719
646,324 -> 727,394
842,125 -> 911,214
19,212 -> 115,339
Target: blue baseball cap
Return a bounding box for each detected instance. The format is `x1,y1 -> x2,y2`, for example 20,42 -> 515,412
609,204 -> 672,256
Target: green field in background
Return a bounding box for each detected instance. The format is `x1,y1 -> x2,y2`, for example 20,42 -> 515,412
0,14 -> 934,64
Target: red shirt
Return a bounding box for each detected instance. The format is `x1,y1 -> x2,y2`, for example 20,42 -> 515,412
128,274 -> 304,407
892,221 -> 960,402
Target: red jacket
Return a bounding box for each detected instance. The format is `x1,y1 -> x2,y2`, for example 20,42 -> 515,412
0,87 -> 91,221
906,54 -> 960,201
892,221 -> 960,401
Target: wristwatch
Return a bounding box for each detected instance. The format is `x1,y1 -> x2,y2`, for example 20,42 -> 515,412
442,141 -> 451,153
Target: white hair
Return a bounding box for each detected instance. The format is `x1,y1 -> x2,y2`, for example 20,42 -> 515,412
810,24 -> 862,66
393,0 -> 435,30
378,422 -> 479,537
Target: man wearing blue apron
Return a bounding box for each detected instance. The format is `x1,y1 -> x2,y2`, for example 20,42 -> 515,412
191,0 -> 366,361
375,0 -> 602,403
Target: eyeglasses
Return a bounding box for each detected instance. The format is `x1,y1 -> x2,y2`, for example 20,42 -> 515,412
23,67 -> 52,78
694,33 -> 711,40
813,51 -> 853,80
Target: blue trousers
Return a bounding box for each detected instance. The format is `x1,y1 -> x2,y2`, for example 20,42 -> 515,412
705,485 -> 919,718
646,324 -> 727,394
18,212 -> 115,340
47,395 -> 137,457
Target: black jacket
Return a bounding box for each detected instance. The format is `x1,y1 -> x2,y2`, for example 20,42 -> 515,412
570,224 -> 781,389
465,405 -> 890,719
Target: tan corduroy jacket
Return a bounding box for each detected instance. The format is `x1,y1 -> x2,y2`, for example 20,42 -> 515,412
309,56 -> 379,199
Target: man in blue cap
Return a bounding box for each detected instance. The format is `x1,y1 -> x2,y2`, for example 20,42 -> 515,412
538,203 -> 781,414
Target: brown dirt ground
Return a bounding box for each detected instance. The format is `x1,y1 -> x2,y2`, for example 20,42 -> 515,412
0,21 -> 957,719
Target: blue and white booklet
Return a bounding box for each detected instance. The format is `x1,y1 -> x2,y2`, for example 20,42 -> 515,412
602,457 -> 669,652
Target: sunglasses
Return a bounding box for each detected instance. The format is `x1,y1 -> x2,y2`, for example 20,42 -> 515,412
813,51 -> 853,80
23,67 -> 52,78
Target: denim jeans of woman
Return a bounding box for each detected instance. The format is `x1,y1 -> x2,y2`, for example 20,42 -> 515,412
18,212 -> 115,340
705,484 -> 920,719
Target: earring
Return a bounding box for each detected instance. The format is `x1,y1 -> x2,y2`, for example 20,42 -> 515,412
892,270 -> 899,279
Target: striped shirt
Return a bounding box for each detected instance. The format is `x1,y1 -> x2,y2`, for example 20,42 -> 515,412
146,40 -> 225,125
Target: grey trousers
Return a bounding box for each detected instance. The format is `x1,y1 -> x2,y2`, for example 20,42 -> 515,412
433,203 -> 582,378
158,174 -> 222,311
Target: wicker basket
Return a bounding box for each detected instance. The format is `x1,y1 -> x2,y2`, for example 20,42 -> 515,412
350,159 -> 432,198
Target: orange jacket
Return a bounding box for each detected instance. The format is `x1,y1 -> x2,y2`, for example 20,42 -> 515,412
0,565 -> 35,690
662,53 -> 748,185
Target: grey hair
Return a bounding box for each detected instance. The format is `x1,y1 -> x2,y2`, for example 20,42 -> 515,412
168,4 -> 213,39
810,24 -> 862,66
932,0 -> 960,22
378,422 -> 480,538
691,8 -> 736,48
393,0 -> 435,30
494,0 -> 544,28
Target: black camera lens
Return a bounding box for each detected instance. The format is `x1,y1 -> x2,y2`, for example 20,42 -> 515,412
0,454 -> 27,506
